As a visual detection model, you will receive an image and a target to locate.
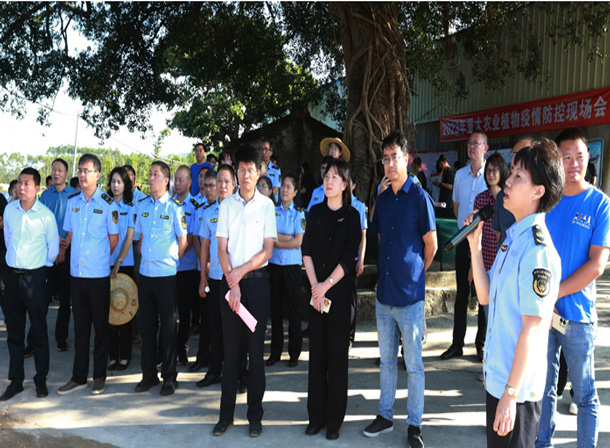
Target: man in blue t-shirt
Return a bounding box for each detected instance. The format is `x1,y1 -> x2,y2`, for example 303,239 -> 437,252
536,128 -> 610,448
190,142 -> 214,197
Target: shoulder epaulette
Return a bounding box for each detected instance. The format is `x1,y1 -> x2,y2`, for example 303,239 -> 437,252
190,198 -> 199,208
295,206 -> 304,212
101,193 -> 113,205
203,199 -> 217,210
171,196 -> 182,206
532,224 -> 547,246
139,195 -> 151,202
68,192 -> 80,199
272,164 -> 279,169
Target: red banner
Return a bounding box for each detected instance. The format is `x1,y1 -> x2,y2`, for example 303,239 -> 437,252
439,86 -> 610,142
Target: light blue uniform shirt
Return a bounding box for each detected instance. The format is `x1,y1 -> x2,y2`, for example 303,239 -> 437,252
110,199 -> 137,267
267,161 -> 282,202
131,188 -> 147,242
175,193 -> 199,272
484,213 -> 560,402
351,195 -> 368,230
136,191 -> 187,277
269,202 -> 305,266
4,199 -> 60,269
40,184 -> 79,239
64,187 -> 120,278
198,199 -> 222,280
307,185 -> 325,212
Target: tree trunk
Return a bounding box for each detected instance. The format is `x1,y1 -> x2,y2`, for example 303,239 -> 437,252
334,2 -> 412,205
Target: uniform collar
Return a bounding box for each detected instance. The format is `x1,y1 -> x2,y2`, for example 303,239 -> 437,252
173,192 -> 192,204
78,186 -> 102,203
16,198 -> 41,212
278,201 -> 295,212
507,212 -> 545,243
154,190 -> 170,204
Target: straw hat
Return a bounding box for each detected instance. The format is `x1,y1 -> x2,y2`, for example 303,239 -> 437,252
109,273 -> 139,326
320,137 -> 351,162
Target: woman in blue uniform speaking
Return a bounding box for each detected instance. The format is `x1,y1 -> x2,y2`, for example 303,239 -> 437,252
466,138 -> 564,447
302,158 -> 361,440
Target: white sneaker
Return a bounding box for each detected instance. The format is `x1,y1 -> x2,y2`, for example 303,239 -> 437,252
569,402 -> 578,415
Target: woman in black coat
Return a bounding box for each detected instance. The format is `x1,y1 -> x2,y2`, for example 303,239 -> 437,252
302,158 -> 362,441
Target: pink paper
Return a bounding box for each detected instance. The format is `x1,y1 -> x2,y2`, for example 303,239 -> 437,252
225,291 -> 257,332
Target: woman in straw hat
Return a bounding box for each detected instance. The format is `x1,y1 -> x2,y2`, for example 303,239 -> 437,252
320,137 -> 351,163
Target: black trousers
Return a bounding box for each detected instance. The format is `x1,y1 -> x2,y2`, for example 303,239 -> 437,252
47,248 -> 71,347
486,392 -> 542,448
3,267 -> 49,385
269,263 -> 302,361
109,265 -> 134,362
199,278 -> 222,374
71,276 -> 110,383
452,240 -> 486,350
176,269 -> 201,357
219,275 -> 270,424
307,293 -> 351,434
139,275 -> 177,381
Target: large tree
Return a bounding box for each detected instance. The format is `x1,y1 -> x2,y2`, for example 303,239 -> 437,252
1,2 -> 609,201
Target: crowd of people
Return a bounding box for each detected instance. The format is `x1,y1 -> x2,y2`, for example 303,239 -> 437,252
0,126 -> 607,448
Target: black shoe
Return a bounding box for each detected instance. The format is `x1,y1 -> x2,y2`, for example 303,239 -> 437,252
238,379 -> 247,394
197,373 -> 221,388
0,382 -> 24,401
305,423 -> 324,435
116,359 -> 130,371
326,430 -> 340,440
57,343 -> 70,352
35,382 -> 48,398
407,425 -> 424,448
188,359 -> 208,372
266,357 -> 279,367
249,422 -> 262,437
23,346 -> 34,358
177,352 -> 188,366
363,415 -> 393,438
135,376 -> 160,393
107,360 -> 117,371
476,346 -> 484,363
160,379 -> 178,396
288,359 -> 298,368
440,346 -> 463,360
213,420 -> 233,436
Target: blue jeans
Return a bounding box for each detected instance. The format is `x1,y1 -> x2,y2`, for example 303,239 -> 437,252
376,299 -> 425,427
536,323 -> 599,448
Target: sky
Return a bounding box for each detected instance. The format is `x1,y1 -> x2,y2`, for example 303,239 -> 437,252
0,89 -> 195,159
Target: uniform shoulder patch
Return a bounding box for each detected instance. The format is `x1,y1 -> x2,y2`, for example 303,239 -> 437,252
532,224 -> 547,246
295,206 -> 304,212
139,195 -> 151,202
112,210 -> 119,224
190,198 -> 199,208
301,217 -> 306,230
171,196 -> 182,206
68,192 -> 80,199
532,268 -> 552,298
101,193 -> 113,205
272,164 -> 279,169
203,200 -> 216,210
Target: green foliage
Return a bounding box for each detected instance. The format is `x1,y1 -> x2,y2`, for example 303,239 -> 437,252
0,144 -> 193,194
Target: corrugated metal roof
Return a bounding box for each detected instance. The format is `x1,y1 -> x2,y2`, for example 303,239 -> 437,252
410,4 -> 610,124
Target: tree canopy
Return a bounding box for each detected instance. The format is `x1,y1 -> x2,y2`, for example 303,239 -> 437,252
1,2 -> 609,201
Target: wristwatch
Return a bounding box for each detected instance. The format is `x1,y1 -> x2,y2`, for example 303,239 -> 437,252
505,384 -> 518,398
328,276 -> 334,285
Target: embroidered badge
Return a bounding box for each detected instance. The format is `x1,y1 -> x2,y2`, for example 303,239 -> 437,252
181,216 -> 187,229
142,213 -> 149,217
302,218 -> 306,230
211,218 -> 218,223
501,244 -> 508,252
94,209 -> 103,214
532,268 -> 552,298
72,208 -> 80,212
275,212 -> 280,217
112,210 -> 119,223
160,215 -> 169,220
120,212 -> 128,216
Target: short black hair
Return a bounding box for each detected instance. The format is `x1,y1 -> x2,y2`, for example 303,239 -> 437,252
382,130 -> 409,155
323,158 -> 352,206
46,175 -> 52,184
217,163 -> 236,181
412,156 -> 422,168
52,158 -> 69,171
513,138 -> 564,214
79,154 -> 101,172
151,161 -> 171,191
320,155 -> 334,167
485,152 -> 509,189
204,169 -> 217,182
218,151 -> 233,165
124,165 -> 136,176
555,127 -> 588,149
257,175 -> 273,191
176,164 -> 192,181
207,154 -> 217,162
194,142 -> 206,151
70,177 -> 79,189
20,167 -> 41,186
281,172 -> 298,190
471,129 -> 488,143
234,143 -> 262,168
